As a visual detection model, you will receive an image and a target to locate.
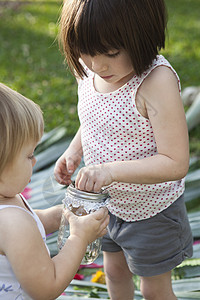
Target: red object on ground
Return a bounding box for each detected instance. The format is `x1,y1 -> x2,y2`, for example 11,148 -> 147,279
73,263 -> 104,280
21,187 -> 32,200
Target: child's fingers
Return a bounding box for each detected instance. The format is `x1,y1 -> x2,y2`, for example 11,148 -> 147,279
92,207 -> 109,220
98,217 -> 109,237
99,228 -> 108,237
54,166 -> 63,183
75,169 -> 87,191
100,213 -> 110,231
104,213 -> 110,227
64,207 -> 108,221
93,208 -> 110,236
66,158 -> 75,175
63,208 -> 75,222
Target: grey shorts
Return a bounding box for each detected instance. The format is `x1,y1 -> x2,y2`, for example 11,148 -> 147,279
102,194 -> 193,277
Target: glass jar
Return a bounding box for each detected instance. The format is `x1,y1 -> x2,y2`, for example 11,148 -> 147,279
57,183 -> 110,264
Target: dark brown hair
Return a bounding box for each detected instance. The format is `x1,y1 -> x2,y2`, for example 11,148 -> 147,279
59,0 -> 167,78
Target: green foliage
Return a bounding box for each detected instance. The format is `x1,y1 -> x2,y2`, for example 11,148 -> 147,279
0,0 -> 79,134
161,0 -> 200,155
162,0 -> 200,88
1,3 -> 200,299
0,0 -> 199,138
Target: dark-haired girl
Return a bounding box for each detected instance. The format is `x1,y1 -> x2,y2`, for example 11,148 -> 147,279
55,1 -> 193,299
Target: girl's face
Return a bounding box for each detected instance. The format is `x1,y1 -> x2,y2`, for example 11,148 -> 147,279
0,143 -> 37,198
80,49 -> 135,89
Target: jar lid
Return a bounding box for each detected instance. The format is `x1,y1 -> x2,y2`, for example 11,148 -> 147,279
66,183 -> 109,202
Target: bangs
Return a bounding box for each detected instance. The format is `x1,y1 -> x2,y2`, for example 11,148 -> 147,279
74,1 -> 123,55
60,0 -> 167,78
60,0 -> 124,78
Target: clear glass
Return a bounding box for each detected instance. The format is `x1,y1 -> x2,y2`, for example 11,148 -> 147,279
57,185 -> 109,264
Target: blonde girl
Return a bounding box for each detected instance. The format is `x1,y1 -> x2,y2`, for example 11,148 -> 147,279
0,83 -> 109,299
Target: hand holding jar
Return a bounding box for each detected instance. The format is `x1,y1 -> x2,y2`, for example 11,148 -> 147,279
64,207 -> 109,245
57,183 -> 110,264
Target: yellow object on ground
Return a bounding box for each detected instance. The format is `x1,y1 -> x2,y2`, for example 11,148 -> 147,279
91,270 -> 106,284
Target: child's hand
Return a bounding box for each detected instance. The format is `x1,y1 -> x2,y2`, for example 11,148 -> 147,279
64,207 -> 110,244
75,163 -> 113,192
54,148 -> 82,185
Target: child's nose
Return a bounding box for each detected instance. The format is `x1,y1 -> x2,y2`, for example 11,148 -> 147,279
32,157 -> 36,167
91,57 -> 107,73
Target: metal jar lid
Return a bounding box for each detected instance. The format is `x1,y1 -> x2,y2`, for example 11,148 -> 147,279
66,183 -> 109,202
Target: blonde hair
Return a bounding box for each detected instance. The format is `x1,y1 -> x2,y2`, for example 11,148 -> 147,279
0,83 -> 44,176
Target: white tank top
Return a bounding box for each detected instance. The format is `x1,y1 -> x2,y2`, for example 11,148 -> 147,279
0,195 -> 49,299
78,55 -> 185,221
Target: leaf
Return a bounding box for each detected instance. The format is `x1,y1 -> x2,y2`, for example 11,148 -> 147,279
172,277 -> 200,293
186,93 -> 200,131
33,141 -> 71,172
35,127 -> 70,155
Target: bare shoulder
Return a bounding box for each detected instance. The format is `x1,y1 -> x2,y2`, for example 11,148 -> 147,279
0,206 -> 35,225
142,65 -> 180,96
149,65 -> 178,81
0,207 -> 38,252
139,65 -> 182,117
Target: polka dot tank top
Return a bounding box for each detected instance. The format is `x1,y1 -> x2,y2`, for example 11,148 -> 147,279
78,55 -> 185,222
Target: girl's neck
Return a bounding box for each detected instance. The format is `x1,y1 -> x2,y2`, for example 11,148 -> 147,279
93,71 -> 135,94
0,194 -> 27,209
0,194 -> 17,203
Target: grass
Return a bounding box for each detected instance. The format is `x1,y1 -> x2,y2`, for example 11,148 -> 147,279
0,0 -> 200,150
162,0 -> 200,88
161,0 -> 200,155
0,0 -> 79,135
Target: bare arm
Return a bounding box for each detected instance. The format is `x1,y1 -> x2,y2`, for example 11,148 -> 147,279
54,126 -> 83,185
105,67 -> 189,183
0,207 -> 109,299
75,67 -> 189,192
34,205 -> 63,235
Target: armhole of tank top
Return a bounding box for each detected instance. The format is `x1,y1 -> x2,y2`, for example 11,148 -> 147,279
133,63 -> 181,119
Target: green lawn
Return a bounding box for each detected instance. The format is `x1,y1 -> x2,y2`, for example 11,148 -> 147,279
0,0 -> 200,147
0,0 -> 79,135
1,2 -> 200,298
162,0 -> 200,88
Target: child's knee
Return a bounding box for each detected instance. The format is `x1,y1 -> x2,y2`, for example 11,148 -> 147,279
104,261 -> 131,283
140,272 -> 175,300
104,264 -> 122,282
140,283 -> 158,300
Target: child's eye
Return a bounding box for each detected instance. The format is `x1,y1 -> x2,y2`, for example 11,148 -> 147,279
107,51 -> 120,58
28,154 -> 35,160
